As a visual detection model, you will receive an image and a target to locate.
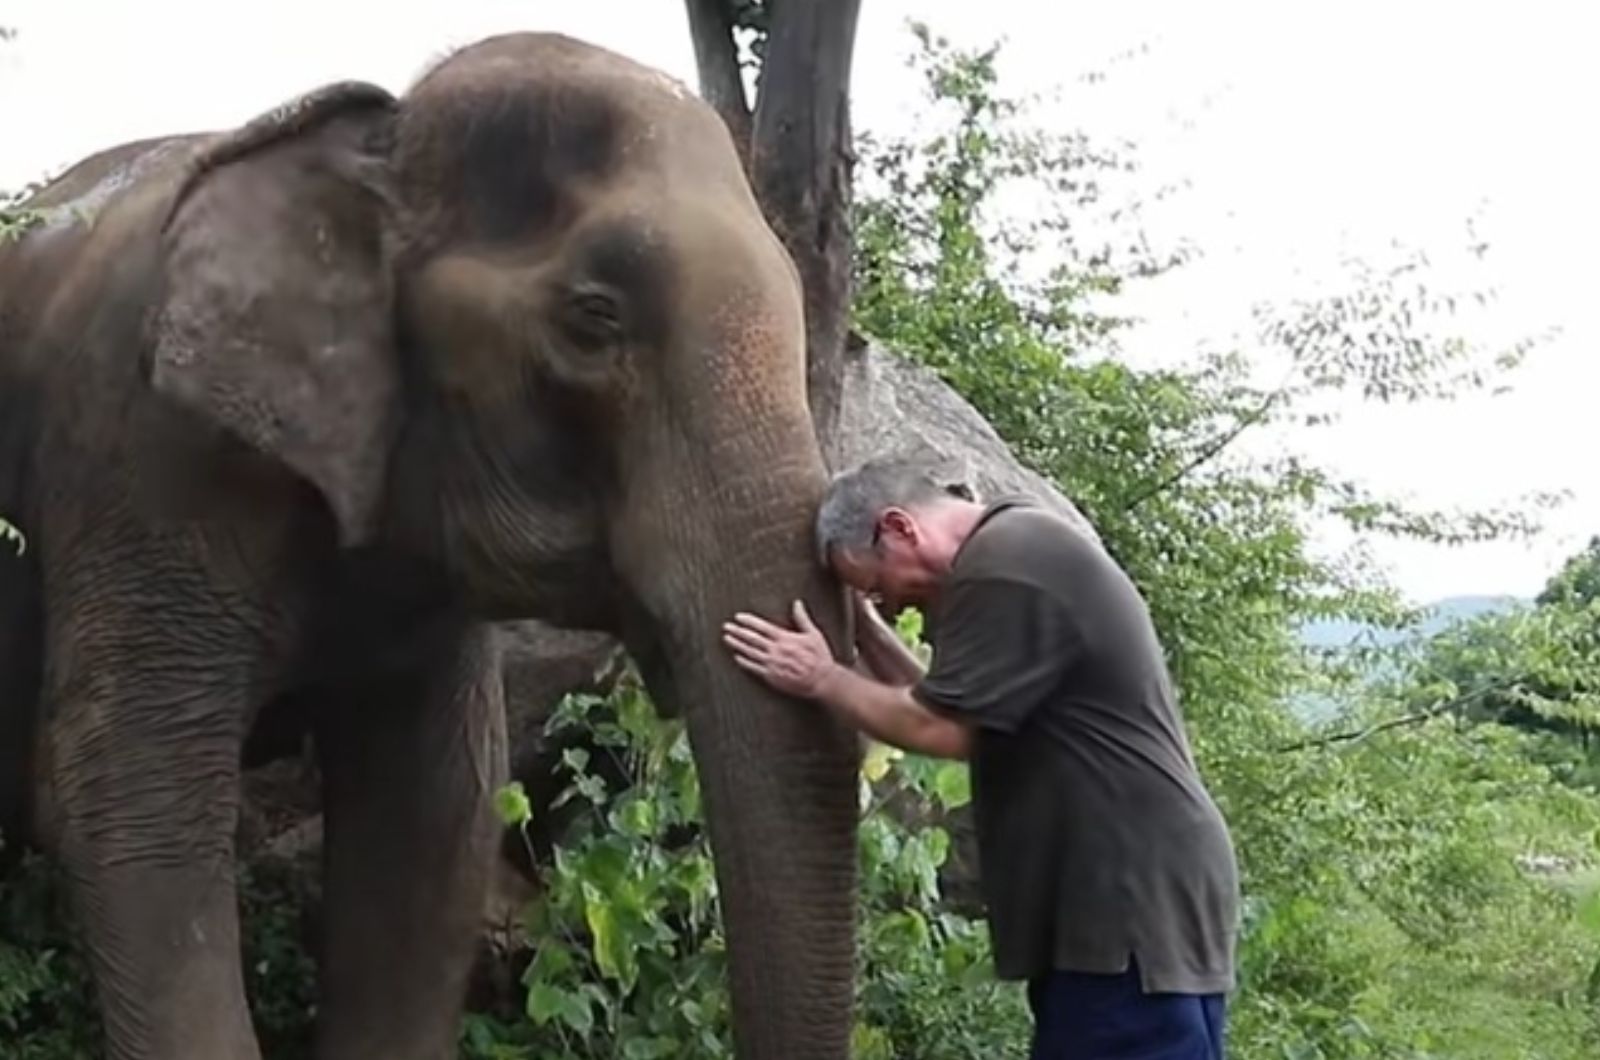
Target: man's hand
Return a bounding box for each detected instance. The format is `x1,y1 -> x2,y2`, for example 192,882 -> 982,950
723,598 -> 971,759
721,600 -> 839,700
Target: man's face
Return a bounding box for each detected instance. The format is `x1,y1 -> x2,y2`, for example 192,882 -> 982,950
829,507 -> 940,616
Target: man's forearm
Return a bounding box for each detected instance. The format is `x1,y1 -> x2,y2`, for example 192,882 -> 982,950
855,614 -> 928,686
813,664 -> 970,760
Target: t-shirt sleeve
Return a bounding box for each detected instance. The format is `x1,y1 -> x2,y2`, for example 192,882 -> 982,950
911,576 -> 1080,734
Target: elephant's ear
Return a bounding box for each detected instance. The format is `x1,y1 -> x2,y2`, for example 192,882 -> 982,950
147,82 -> 401,547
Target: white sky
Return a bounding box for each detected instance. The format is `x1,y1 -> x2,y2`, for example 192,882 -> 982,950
2,0 -> 1592,604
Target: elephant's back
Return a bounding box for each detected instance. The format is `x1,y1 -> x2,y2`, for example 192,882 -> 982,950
0,133 -> 212,360
15,132 -> 206,214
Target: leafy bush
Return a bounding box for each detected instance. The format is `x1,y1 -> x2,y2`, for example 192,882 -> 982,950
466,620 -> 1028,1060
0,847 -> 100,1060
849,24 -> 1600,1059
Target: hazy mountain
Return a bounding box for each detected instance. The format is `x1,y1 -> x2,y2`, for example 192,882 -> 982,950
1288,595 -> 1526,723
1298,594 -> 1527,650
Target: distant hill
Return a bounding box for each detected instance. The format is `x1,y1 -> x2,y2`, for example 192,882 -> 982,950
1290,594 -> 1528,723
1298,594 -> 1527,650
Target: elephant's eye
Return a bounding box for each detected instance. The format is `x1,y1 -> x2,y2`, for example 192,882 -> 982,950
564,288 -> 626,345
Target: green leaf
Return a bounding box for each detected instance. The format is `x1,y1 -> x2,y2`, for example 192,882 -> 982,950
582,882 -> 640,993
524,982 -> 565,1025
525,980 -> 593,1038
580,838 -> 632,892
861,740 -> 901,783
894,607 -> 925,646
852,1022 -> 896,1060
616,797 -> 656,837
922,826 -> 951,869
558,993 -> 593,1038
520,939 -> 575,987
622,1037 -> 681,1060
492,782 -> 532,828
932,763 -> 971,810
0,518 -> 22,555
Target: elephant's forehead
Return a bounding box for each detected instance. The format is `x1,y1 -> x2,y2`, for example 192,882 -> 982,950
394,78 -> 719,246
399,34 -> 711,179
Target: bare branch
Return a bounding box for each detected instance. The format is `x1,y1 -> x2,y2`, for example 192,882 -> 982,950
1119,359 -> 1297,515
684,0 -> 753,161
1277,679 -> 1515,752
1120,406 -> 1268,516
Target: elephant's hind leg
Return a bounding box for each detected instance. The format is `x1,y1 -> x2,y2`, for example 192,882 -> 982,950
312,622 -> 507,1060
42,560 -> 269,1060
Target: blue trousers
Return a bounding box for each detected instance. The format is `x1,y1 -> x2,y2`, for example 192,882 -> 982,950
1027,961 -> 1226,1060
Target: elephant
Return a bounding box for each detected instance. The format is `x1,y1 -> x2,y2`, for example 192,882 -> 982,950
0,30 -> 861,1060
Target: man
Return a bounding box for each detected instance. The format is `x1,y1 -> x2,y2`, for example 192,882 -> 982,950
721,456 -> 1239,1060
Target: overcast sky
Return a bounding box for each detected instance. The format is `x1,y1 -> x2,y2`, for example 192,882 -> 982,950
2,0 -> 1592,604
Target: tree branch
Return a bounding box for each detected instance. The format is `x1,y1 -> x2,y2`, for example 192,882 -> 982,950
1277,679 -> 1515,752
684,0 -> 753,162
1120,390 -> 1280,515
747,0 -> 863,463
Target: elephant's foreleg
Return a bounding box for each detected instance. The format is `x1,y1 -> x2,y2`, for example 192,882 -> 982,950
312,623 -> 507,1060
44,605 -> 263,1059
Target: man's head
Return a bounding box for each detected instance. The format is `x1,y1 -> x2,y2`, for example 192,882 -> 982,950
815,455 -> 983,613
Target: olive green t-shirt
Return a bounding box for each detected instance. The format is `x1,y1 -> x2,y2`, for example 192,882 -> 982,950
911,497 -> 1239,994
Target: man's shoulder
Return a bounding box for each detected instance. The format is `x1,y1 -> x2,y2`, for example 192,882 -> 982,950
956,496 -> 1103,582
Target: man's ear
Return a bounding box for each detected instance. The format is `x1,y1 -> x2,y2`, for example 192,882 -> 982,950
879,507 -> 918,544
145,82 -> 400,547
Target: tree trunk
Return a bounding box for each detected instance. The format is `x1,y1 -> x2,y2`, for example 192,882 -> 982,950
685,0 -> 862,468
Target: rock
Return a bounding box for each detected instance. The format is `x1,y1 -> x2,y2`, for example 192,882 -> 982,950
831,337 -> 1101,543
496,623 -> 622,786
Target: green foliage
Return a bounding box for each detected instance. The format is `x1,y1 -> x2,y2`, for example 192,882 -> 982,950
0,848 -> 101,1060
463,657 -> 1026,1060
1,144 -> 56,243
0,518 -> 22,555
1,26 -> 43,251
0,206 -> 40,244
1540,536 -> 1600,607
238,859 -> 319,1059
848,22 -> 1600,1060
850,23 -> 1553,740
465,672 -> 734,1059
1376,548 -> 1600,790
851,751 -> 1030,1057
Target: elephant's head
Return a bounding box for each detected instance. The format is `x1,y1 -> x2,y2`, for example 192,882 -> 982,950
146,32 -> 860,1057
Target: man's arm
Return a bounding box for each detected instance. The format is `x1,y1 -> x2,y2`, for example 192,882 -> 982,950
721,601 -> 971,760
812,664 -> 971,760
852,597 -> 928,687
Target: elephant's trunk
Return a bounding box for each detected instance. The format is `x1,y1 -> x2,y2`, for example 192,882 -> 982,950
618,458 -> 861,1059
592,181 -> 861,1055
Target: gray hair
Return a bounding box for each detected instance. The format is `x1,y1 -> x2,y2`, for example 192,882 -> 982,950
814,454 -> 977,564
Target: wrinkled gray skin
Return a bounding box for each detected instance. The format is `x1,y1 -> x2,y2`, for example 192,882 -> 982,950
0,32 -> 859,1060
